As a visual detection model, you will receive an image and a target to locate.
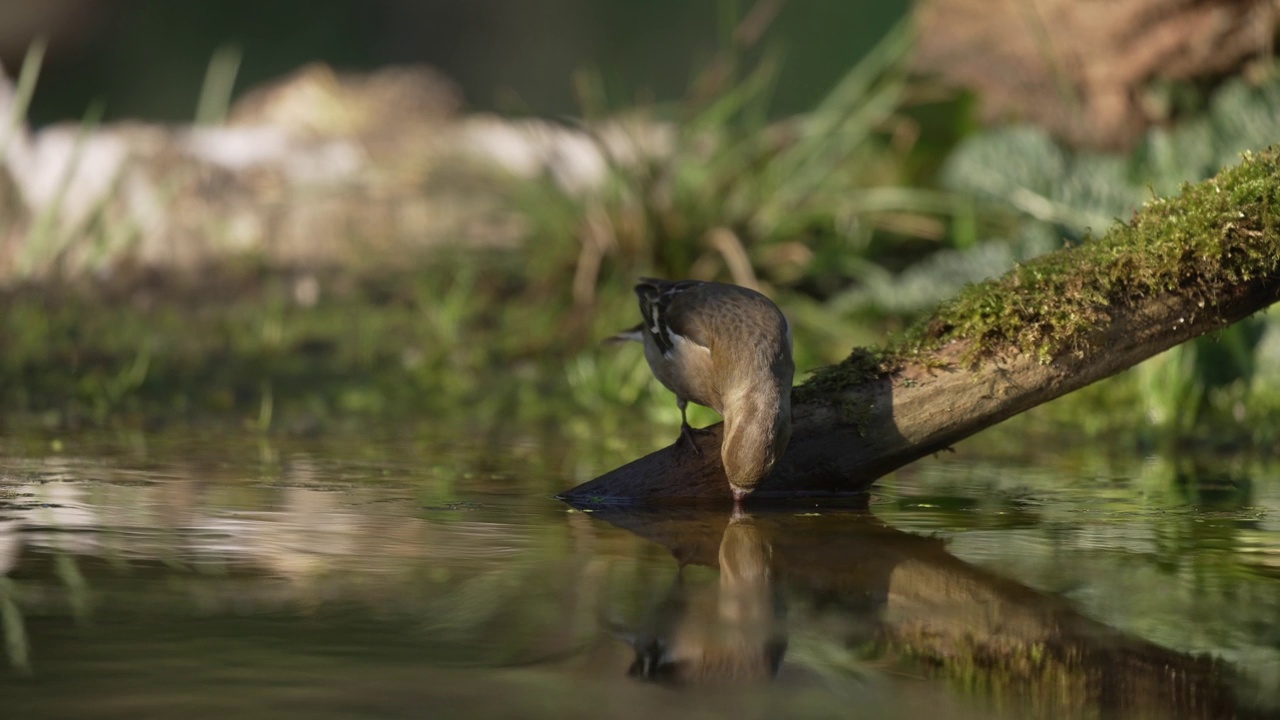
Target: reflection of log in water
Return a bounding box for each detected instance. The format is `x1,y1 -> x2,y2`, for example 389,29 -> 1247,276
589,507 -> 1261,719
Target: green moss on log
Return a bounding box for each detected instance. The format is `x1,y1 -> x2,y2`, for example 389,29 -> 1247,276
798,148 -> 1280,402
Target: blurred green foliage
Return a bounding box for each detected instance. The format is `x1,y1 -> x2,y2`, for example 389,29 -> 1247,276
4,12 -> 1280,455
924,72 -> 1280,447
21,1 -> 909,125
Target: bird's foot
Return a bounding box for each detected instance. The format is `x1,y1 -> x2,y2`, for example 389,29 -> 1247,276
678,422 -> 713,455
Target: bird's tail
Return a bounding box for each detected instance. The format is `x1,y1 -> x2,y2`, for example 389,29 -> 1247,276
603,323 -> 645,345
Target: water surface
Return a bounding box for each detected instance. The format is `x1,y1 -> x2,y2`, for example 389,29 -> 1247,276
1,430 -> 1277,719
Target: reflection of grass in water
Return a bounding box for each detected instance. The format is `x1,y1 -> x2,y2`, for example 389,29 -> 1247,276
879,451 -> 1280,709
3,431 -> 1275,711
0,577 -> 30,674
783,628 -> 880,686
413,561 -> 578,666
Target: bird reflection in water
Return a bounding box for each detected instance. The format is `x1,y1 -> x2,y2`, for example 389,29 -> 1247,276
587,506 -> 1257,719
620,512 -> 787,685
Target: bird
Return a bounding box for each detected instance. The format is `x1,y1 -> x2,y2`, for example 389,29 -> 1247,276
610,278 -> 794,503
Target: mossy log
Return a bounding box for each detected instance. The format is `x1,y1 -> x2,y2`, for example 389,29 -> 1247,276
561,149 -> 1280,505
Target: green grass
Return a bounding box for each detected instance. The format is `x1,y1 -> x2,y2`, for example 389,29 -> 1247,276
4,25 -> 1279,451
515,17 -> 966,328
0,256 -> 694,449
915,148 -> 1279,361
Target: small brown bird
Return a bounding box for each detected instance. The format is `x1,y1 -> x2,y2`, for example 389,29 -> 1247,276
612,278 -> 794,503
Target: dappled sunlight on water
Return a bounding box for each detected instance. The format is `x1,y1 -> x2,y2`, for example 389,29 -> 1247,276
1,431 -> 1278,718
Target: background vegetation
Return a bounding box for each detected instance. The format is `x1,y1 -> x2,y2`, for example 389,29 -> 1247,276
2,1 -> 1278,455
4,6 -> 1280,713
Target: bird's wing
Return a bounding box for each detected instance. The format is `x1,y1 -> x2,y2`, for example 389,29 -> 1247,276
635,279 -> 710,355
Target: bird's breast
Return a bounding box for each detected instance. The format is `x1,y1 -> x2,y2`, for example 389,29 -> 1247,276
643,333 -> 720,411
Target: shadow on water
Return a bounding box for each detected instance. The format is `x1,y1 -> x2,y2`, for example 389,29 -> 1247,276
589,505 -> 1264,720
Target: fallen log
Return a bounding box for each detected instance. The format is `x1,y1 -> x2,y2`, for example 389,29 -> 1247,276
561,149 -> 1280,505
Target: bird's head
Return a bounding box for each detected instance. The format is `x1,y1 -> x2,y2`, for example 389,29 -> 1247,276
721,383 -> 792,500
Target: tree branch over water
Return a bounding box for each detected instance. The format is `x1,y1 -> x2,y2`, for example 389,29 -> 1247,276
562,149 -> 1280,505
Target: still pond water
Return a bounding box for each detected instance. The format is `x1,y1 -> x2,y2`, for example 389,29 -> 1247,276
1,428 -> 1278,719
